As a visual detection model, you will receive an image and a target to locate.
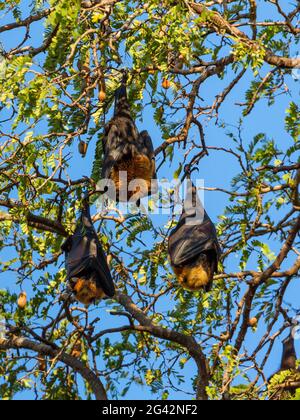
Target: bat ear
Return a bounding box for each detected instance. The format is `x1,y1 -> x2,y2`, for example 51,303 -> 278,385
61,236 -> 73,253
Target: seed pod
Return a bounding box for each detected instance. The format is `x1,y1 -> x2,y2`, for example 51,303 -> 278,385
97,68 -> 106,102
37,355 -> 47,372
78,141 -> 88,157
17,291 -> 27,310
162,78 -> 171,89
98,90 -> 106,102
248,317 -> 258,328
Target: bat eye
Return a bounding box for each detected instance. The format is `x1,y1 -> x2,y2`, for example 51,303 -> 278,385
183,277 -> 188,284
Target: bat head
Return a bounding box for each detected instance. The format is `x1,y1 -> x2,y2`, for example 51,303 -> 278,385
172,251 -> 216,292
71,276 -> 106,306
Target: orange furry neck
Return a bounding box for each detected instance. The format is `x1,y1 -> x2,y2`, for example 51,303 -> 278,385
173,263 -> 213,291
72,278 -> 105,306
111,154 -> 154,200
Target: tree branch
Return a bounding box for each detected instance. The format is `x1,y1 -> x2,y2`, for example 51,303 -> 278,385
0,9 -> 53,34
0,199 -> 68,237
115,292 -> 209,400
0,336 -> 107,400
190,2 -> 300,69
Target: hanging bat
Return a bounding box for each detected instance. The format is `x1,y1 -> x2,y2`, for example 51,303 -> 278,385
280,335 -> 298,372
61,198 -> 115,306
270,334 -> 300,399
101,75 -> 157,202
168,179 -> 221,292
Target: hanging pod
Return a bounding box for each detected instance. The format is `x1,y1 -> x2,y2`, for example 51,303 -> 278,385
61,198 -> 115,305
168,179 -> 221,292
101,74 -> 157,202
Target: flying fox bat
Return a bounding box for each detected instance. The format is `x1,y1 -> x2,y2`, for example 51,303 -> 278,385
280,335 -> 298,372
168,179 -> 221,292
101,76 -> 157,202
61,199 -> 115,306
270,334 -> 300,399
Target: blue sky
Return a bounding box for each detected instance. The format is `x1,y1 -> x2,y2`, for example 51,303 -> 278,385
0,1 -> 299,400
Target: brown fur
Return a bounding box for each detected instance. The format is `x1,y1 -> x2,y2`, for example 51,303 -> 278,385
72,278 -> 105,306
173,263 -> 213,291
37,355 -> 47,372
172,252 -> 215,292
111,154 -> 153,200
71,341 -> 82,359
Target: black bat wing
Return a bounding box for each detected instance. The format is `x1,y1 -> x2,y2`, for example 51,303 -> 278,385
280,335 -> 297,371
102,123 -> 125,180
169,212 -> 220,269
102,80 -> 131,179
269,334 -> 300,393
138,130 -> 154,156
169,180 -> 221,269
102,117 -> 140,179
62,202 -> 115,297
138,130 -> 157,179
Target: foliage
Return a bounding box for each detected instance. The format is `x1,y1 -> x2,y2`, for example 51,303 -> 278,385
0,0 -> 299,400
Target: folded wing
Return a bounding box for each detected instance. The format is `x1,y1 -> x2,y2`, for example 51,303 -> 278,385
101,80 -> 157,201
168,180 -> 221,292
61,200 -> 115,304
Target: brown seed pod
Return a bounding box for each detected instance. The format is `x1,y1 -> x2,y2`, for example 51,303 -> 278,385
162,78 -> 171,89
248,317 -> 258,328
37,355 -> 47,372
17,291 -> 27,310
97,68 -> 106,102
78,141 -> 88,157
98,90 -> 106,102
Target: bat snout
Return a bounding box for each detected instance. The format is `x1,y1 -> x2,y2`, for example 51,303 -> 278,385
172,253 -> 215,292
71,276 -> 106,306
